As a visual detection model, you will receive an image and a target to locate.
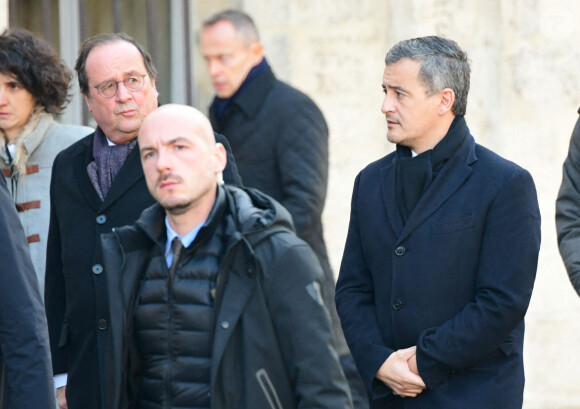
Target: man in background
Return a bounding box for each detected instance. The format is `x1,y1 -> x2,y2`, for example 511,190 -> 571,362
200,10 -> 366,406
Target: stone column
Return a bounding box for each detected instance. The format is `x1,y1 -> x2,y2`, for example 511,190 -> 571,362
0,0 -> 8,31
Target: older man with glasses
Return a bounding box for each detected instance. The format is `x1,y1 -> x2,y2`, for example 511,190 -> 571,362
44,33 -> 241,409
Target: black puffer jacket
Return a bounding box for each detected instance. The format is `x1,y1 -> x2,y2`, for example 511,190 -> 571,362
101,185 -> 352,409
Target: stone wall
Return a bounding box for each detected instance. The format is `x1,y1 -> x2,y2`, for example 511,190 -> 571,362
193,1 -> 580,407
0,0 -> 7,30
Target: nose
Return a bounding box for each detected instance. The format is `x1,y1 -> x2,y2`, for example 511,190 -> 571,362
0,86 -> 6,105
207,60 -> 222,78
155,149 -> 172,172
115,81 -> 133,102
381,92 -> 395,114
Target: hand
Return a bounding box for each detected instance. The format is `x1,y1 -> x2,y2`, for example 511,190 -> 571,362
408,353 -> 419,376
376,346 -> 426,397
57,386 -> 68,409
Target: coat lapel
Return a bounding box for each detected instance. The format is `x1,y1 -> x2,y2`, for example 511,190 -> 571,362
100,147 -> 144,211
380,157 -> 404,237
398,135 -> 477,242
73,136 -> 101,212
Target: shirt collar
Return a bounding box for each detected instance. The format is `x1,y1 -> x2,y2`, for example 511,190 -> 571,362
164,216 -> 205,257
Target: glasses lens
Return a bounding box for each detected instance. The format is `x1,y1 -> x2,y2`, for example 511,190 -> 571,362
125,76 -> 145,92
99,82 -> 117,98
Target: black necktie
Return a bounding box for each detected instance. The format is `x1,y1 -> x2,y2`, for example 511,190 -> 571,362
169,237 -> 183,275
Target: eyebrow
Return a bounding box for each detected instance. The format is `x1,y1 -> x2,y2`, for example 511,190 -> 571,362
139,136 -> 191,153
382,84 -> 409,94
94,70 -> 145,85
167,136 -> 191,145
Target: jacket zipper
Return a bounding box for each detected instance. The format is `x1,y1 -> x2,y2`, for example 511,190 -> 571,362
166,254 -> 176,406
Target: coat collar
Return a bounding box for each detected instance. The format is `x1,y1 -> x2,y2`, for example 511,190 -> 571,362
380,120 -> 477,241
222,67 -> 276,120
21,113 -> 54,157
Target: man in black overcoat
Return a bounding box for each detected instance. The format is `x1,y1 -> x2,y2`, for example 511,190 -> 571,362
335,36 -> 541,408
200,9 -> 366,406
44,33 -> 241,409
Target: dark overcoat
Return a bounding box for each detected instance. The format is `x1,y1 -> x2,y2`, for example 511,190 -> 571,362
556,107 -> 580,295
209,67 -> 349,356
335,121 -> 541,409
44,129 -> 241,409
0,176 -> 55,409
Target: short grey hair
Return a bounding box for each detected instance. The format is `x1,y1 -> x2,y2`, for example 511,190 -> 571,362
202,9 -> 260,45
385,36 -> 470,116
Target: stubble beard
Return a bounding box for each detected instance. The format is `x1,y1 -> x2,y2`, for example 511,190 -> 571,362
162,199 -> 195,216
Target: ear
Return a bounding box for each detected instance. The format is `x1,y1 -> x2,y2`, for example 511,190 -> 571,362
437,88 -> 455,115
214,142 -> 227,173
249,42 -> 264,65
149,76 -> 159,99
81,92 -> 92,112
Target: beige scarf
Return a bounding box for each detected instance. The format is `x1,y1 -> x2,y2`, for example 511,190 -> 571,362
1,107 -> 43,176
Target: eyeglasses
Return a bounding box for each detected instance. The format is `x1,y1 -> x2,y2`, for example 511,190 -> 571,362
93,74 -> 147,98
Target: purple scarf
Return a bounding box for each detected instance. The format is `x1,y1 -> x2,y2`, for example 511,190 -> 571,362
87,127 -> 137,201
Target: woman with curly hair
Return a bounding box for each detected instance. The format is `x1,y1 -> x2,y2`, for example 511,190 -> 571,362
0,28 -> 92,292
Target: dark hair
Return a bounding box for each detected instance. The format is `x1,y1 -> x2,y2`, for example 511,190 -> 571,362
0,28 -> 72,116
75,32 -> 157,97
385,36 -> 471,116
202,9 -> 260,45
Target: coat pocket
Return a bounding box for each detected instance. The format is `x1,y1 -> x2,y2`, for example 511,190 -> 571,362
256,368 -> 283,409
432,215 -> 475,235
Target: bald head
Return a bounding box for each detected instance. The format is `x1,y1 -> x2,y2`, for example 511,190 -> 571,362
138,104 -> 227,229
140,104 -> 215,148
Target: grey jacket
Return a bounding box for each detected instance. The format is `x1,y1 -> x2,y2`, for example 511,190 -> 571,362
556,107 -> 580,295
0,114 -> 91,290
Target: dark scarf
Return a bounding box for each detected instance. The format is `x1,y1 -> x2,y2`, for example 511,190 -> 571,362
87,127 -> 137,201
395,115 -> 468,223
210,58 -> 270,124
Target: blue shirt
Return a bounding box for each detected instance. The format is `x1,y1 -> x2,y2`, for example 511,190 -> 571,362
164,217 -> 205,267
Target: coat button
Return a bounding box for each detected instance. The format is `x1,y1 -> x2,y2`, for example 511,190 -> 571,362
392,299 -> 403,311
394,245 -> 406,256
97,319 -> 108,330
221,321 -> 230,330
96,214 -> 107,224
92,264 -> 103,274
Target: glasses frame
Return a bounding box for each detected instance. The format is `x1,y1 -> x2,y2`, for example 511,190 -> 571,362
93,74 -> 148,98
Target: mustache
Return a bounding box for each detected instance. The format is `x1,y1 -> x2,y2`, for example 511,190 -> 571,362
157,173 -> 183,185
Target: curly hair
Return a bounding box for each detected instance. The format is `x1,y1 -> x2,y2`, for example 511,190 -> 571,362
0,28 -> 72,116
